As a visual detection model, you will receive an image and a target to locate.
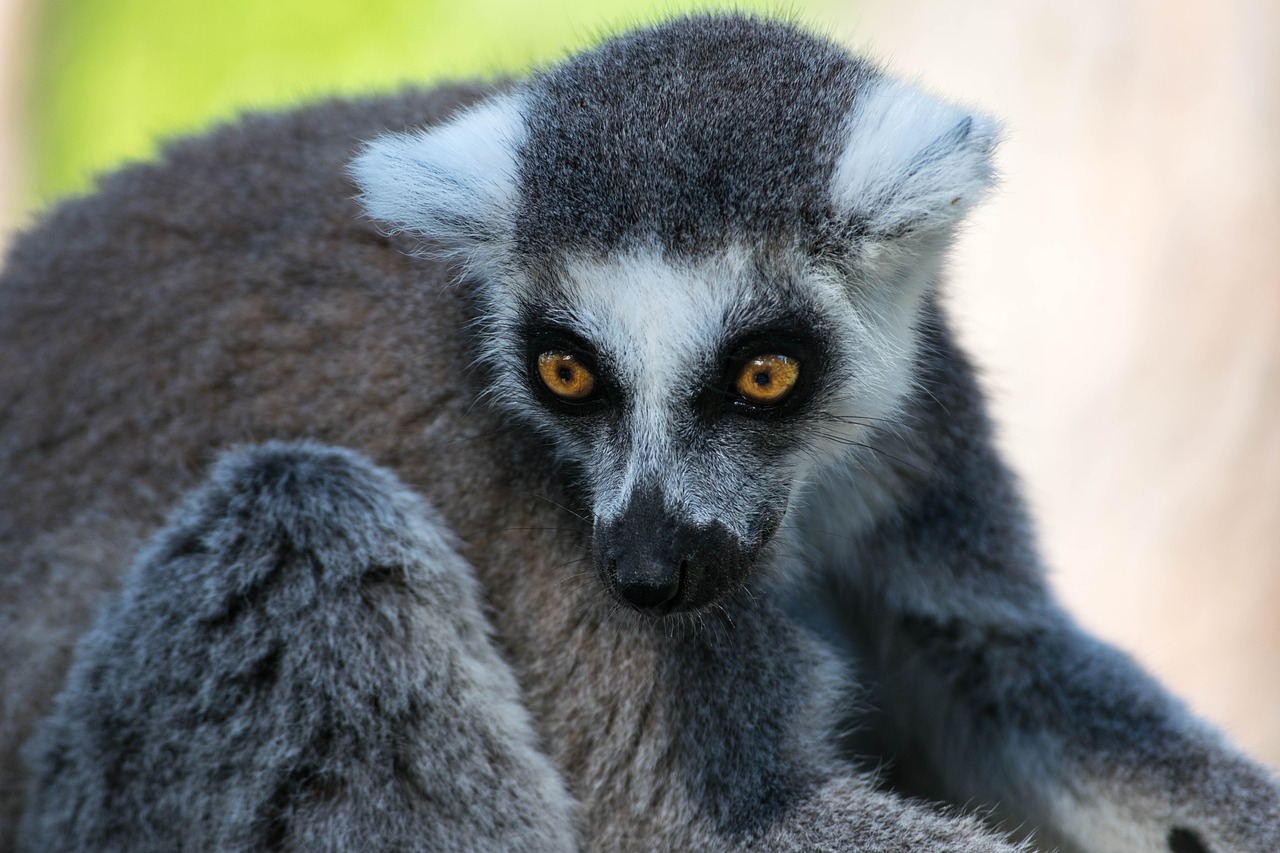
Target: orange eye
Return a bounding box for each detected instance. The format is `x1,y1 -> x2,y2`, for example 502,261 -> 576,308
537,352 -> 597,401
735,354 -> 800,405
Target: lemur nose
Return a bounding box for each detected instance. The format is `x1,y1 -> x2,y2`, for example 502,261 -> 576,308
595,485 -> 751,615
594,485 -> 694,616
612,557 -> 683,615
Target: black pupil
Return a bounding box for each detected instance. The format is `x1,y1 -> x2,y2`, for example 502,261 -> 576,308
557,365 -> 574,383
753,369 -> 771,387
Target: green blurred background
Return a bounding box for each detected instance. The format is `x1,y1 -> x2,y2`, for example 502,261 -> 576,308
29,0 -> 793,206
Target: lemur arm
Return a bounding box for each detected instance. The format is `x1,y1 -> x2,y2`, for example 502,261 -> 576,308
797,314 -> 1280,853
19,444 -> 578,853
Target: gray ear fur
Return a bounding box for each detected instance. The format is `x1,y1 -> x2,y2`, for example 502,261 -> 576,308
349,94 -> 526,257
830,78 -> 1001,241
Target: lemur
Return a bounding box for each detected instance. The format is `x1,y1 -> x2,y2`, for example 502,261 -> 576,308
2,13 -> 1278,853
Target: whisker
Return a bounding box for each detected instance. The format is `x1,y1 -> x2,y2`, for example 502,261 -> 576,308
460,393 -> 489,422
525,491 -> 589,522
552,568 -> 595,586
481,526 -> 590,538
777,523 -> 861,545
816,411 -> 902,427
815,433 -> 981,504
817,435 -> 928,473
533,553 -> 593,581
565,576 -> 600,596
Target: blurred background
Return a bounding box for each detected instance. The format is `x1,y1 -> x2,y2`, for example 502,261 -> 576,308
1,0 -> 1276,766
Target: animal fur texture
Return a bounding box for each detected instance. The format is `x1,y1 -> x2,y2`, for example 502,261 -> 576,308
1,13 -> 1277,852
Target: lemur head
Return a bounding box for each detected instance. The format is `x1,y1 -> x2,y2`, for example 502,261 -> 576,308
352,15 -> 998,616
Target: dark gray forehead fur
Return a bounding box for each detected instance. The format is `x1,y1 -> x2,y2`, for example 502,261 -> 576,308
514,15 -> 877,257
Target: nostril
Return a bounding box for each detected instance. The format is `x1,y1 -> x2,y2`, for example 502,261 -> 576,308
616,573 -> 681,615
1168,827 -> 1211,853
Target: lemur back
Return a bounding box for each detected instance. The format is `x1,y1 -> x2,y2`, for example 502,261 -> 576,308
2,14 -> 1278,853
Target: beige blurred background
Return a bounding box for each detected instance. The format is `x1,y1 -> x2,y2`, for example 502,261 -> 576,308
2,0 -> 1277,765
828,0 -> 1280,764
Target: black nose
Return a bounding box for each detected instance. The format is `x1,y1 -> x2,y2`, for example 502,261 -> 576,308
593,486 -> 746,616
613,557 -> 683,614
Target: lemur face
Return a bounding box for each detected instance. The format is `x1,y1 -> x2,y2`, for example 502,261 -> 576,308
351,15 -> 998,615
495,248 -> 898,615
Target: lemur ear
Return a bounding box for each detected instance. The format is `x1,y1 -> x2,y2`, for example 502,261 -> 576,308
829,79 -> 1000,242
349,95 -> 526,257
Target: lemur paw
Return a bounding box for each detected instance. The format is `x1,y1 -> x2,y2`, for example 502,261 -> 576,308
1158,750 -> 1280,853
1052,740 -> 1280,853
1165,827 -> 1209,853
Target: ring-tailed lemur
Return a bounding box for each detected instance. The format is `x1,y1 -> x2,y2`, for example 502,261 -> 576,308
3,13 -> 1278,853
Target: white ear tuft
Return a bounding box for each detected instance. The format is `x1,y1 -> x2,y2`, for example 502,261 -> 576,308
349,94 -> 527,251
830,79 -> 1001,240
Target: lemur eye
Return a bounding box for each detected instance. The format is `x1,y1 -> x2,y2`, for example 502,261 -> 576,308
537,352 -> 597,401
735,354 -> 800,405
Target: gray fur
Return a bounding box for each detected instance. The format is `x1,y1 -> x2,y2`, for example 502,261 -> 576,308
18,443 -> 576,852
513,16 -> 873,256
1,12 -> 1277,853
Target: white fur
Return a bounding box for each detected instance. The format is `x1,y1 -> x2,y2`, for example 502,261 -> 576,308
1047,783 -> 1174,853
489,245 -> 928,539
349,94 -> 527,263
831,78 -> 1000,239
557,247 -> 778,525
